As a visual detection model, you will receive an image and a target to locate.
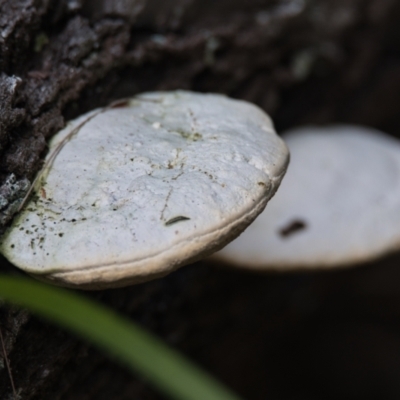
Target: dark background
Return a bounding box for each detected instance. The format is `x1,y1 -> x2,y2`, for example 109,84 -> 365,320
1,0 -> 400,399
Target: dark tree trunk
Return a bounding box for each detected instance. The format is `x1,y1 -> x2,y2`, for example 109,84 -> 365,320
1,1 -> 400,399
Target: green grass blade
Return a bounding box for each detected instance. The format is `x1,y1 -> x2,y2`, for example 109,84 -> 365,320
0,275 -> 242,400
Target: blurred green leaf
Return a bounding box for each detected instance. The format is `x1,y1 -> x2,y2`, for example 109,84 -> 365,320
0,275 -> 242,400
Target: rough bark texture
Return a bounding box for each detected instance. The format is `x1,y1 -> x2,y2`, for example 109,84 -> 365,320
1,0 -> 400,399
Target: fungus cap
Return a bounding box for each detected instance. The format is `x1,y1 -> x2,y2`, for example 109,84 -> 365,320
215,125 -> 400,270
0,91 -> 288,289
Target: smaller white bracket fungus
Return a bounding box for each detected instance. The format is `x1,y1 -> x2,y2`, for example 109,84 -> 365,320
0,91 -> 288,289
215,125 -> 400,270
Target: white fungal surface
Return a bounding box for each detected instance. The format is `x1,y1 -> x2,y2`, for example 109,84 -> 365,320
216,125 -> 400,270
0,91 -> 288,289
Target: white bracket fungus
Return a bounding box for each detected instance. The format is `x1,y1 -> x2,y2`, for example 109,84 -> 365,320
0,91 -> 289,289
215,125 -> 400,270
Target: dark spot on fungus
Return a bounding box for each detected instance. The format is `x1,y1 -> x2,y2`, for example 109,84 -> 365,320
258,182 -> 266,187
165,216 -> 191,226
10,244 -> 14,248
279,219 -> 307,238
59,233 -> 64,237
110,99 -> 130,108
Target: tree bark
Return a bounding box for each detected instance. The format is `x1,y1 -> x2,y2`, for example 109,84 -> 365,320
1,0 -> 400,399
